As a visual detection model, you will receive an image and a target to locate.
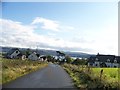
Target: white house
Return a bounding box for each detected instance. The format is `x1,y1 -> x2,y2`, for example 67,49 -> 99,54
88,54 -> 120,68
28,52 -> 40,60
7,48 -> 21,59
112,57 -> 120,67
39,55 -> 47,61
94,58 -> 100,67
105,59 -> 112,67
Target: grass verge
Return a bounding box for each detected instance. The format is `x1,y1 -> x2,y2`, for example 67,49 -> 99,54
62,63 -> 119,89
1,58 -> 48,84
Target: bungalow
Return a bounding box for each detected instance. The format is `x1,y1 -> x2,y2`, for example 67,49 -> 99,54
6,48 -> 22,59
39,55 -> 47,61
28,52 -> 40,61
88,54 -> 120,68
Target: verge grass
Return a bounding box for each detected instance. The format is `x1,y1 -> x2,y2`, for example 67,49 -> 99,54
1,58 -> 48,84
62,63 -> 119,89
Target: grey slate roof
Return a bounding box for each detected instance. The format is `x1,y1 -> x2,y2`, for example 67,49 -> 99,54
88,54 -> 120,63
96,54 -> 115,63
7,48 -> 20,55
89,56 -> 96,63
115,56 -> 120,63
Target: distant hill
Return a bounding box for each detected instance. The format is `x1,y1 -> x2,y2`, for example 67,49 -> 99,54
0,46 -> 93,58
64,52 -> 93,58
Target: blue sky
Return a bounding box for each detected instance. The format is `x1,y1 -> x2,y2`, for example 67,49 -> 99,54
1,2 -> 118,55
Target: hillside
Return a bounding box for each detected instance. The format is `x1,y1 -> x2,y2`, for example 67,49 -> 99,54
0,46 -> 93,58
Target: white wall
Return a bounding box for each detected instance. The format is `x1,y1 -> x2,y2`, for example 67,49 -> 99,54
11,50 -> 20,58
112,63 -> 119,67
28,53 -> 38,60
94,61 -> 100,67
105,62 -> 112,67
88,61 -> 119,68
88,63 -> 94,67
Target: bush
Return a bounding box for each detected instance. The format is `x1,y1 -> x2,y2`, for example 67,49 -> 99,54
65,55 -> 73,63
72,58 -> 88,65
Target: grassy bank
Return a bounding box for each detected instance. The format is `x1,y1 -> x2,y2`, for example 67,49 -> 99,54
1,58 -> 48,84
62,63 -> 119,89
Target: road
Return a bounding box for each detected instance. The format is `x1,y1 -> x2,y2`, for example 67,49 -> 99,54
3,63 -> 76,89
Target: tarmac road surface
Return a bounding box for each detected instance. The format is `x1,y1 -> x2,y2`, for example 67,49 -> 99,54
3,63 -> 76,89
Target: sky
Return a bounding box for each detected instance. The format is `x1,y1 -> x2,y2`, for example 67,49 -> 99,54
1,2 -> 118,55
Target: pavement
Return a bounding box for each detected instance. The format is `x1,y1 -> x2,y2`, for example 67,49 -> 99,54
2,63 -> 76,89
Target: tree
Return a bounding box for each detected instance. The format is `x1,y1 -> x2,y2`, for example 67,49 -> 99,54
72,58 -> 88,65
65,55 -> 73,63
56,51 -> 65,61
47,55 -> 56,63
25,48 -> 32,57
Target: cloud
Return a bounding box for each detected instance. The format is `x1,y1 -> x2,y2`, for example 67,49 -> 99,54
31,17 -> 75,33
31,17 -> 60,31
1,18 -> 94,53
47,32 -> 56,37
1,18 -> 118,55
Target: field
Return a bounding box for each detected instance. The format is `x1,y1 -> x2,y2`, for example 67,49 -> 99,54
62,63 -> 120,89
1,58 -> 48,84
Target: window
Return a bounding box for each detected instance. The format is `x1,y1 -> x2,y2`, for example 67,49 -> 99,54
114,59 -> 117,63
96,58 -> 98,61
107,59 -> 110,62
16,50 -> 19,53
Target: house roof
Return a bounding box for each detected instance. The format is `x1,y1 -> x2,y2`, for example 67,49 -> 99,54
29,52 -> 40,57
88,56 -> 96,63
88,54 -> 118,63
7,48 -> 20,55
96,54 -> 115,63
115,56 -> 120,63
36,54 -> 40,57
40,55 -> 47,58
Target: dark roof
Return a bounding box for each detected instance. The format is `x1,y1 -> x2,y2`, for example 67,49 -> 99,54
40,55 -> 47,58
88,54 -> 116,63
88,56 -> 96,63
96,54 -> 115,63
40,55 -> 47,60
36,54 -> 40,57
56,51 -> 65,56
115,56 -> 120,63
7,48 -> 20,55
